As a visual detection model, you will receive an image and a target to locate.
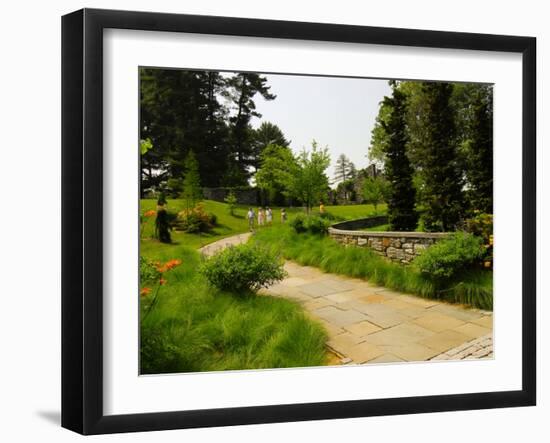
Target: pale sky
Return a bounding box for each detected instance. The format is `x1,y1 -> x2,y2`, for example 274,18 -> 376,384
251,73 -> 392,183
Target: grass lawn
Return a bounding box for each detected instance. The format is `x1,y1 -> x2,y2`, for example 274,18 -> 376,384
251,224 -> 493,310
140,199 -> 385,250
139,200 -> 331,373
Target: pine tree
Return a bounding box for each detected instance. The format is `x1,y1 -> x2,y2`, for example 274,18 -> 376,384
465,86 -> 493,213
418,82 -> 464,231
382,83 -> 418,231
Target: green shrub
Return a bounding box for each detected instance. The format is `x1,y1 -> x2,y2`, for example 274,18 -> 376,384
139,256 -> 161,284
177,203 -> 215,233
413,232 -> 486,279
291,214 -> 330,235
200,244 -> 287,293
290,213 -> 307,233
305,215 -> 331,235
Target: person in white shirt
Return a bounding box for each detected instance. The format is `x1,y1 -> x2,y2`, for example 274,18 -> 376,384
247,208 -> 255,231
266,207 -> 273,225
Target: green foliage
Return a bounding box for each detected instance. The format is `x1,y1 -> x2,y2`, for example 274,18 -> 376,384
417,82 -> 465,231
181,150 -> 202,210
140,246 -> 327,373
177,204 -> 216,233
140,138 -> 153,155
255,144 -> 298,204
362,176 -> 390,212
291,214 -> 331,235
381,83 -> 419,231
252,225 -> 492,310
290,213 -> 307,233
252,121 -> 290,153
290,141 -> 331,212
224,191 -> 238,215
462,86 -> 493,213
200,244 -> 287,293
139,256 -> 161,285
413,232 -> 486,280
226,73 -> 276,181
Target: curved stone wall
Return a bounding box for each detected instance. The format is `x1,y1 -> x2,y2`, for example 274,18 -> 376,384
328,218 -> 449,264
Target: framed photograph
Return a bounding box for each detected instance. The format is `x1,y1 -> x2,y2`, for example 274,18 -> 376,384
62,8 -> 536,435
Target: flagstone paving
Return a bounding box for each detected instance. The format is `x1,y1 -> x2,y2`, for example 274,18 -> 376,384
200,233 -> 493,365
261,261 -> 493,365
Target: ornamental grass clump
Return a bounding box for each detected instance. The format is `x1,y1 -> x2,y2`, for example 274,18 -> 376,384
200,243 -> 287,294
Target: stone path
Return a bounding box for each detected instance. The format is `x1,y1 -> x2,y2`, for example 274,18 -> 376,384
261,262 -> 493,364
199,232 -> 494,365
199,232 -> 252,257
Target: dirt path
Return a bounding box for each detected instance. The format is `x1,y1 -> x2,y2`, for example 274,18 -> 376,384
199,232 -> 493,365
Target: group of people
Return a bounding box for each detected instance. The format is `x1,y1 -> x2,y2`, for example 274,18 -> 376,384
247,207 -> 287,231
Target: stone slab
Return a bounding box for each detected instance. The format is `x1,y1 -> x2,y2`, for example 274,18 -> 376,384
412,312 -> 466,333
418,330 -> 471,353
314,306 -> 368,328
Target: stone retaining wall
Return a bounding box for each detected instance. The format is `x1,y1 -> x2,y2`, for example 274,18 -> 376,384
329,218 -> 449,264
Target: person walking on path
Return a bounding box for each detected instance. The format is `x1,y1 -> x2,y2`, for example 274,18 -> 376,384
247,207 -> 255,231
281,208 -> 287,223
258,207 -> 265,226
266,207 -> 273,225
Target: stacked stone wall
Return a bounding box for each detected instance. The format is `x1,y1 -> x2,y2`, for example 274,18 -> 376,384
329,218 -> 449,264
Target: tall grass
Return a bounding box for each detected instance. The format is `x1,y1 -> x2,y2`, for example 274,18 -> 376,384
251,225 -> 493,310
140,245 -> 328,374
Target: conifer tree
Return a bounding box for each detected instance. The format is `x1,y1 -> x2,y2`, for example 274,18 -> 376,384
465,86 -> 493,213
418,82 -> 464,231
382,83 -> 418,231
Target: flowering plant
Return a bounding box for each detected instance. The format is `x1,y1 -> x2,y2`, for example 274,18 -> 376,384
140,256 -> 182,318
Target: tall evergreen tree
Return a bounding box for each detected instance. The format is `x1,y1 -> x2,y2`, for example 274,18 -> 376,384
417,82 -> 464,231
463,86 -> 493,213
381,83 -> 418,231
252,121 -> 290,153
226,73 -> 276,184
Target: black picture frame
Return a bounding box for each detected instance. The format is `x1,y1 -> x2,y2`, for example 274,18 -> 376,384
61,8 -> 536,435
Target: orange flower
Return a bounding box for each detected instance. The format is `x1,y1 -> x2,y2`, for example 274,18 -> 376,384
140,287 -> 152,296
143,210 -> 156,217
164,259 -> 182,270
159,278 -> 167,285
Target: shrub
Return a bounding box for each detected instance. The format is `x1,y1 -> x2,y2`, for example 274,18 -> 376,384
290,213 -> 307,233
413,232 -> 486,280
140,256 -> 161,285
291,214 -> 331,235
177,203 -> 216,233
305,215 -> 331,235
463,211 -> 493,269
200,244 -> 287,293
